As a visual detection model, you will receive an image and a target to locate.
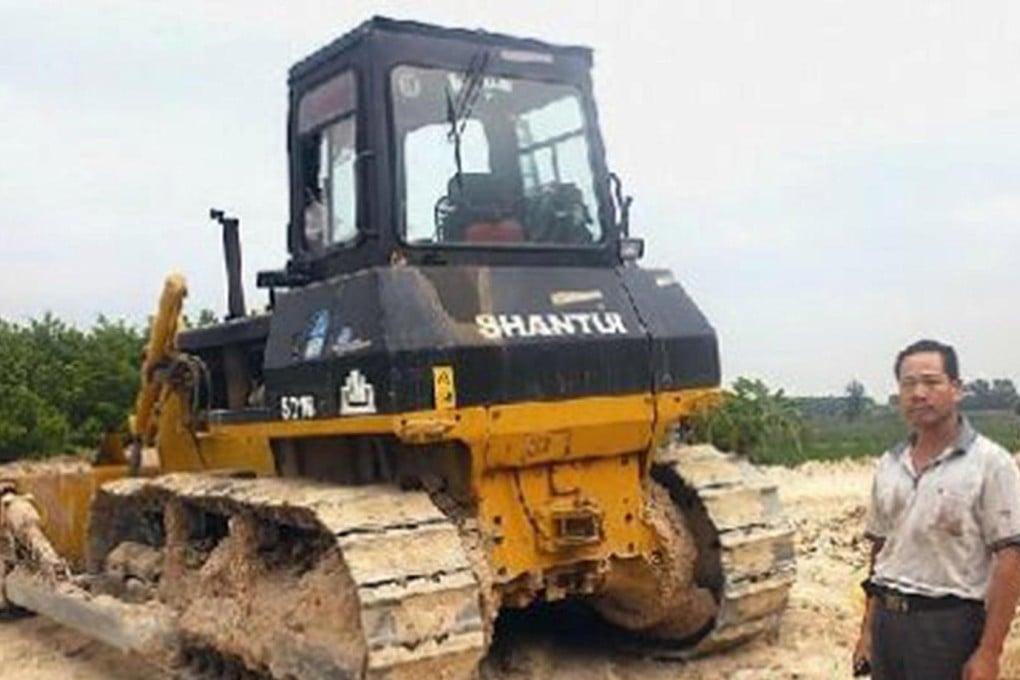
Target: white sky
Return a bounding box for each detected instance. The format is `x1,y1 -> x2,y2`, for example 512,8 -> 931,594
1,0 -> 1018,397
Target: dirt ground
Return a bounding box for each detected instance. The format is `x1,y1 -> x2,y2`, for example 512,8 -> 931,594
4,458 -> 1020,679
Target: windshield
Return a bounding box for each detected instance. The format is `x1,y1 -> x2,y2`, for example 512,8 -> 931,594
391,63 -> 602,246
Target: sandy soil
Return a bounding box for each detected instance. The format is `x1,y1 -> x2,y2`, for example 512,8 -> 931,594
0,614 -> 164,679
4,458 -> 1020,679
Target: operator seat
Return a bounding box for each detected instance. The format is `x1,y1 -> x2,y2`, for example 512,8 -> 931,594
440,173 -> 524,243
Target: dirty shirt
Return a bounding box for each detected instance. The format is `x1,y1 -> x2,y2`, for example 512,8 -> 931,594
864,418 -> 1020,601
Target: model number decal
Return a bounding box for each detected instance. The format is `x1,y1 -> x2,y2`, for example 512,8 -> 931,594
280,395 -> 316,420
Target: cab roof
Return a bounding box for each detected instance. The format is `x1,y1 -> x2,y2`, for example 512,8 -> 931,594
288,16 -> 593,85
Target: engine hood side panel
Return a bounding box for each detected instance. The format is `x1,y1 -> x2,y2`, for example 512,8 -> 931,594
262,265 -> 718,419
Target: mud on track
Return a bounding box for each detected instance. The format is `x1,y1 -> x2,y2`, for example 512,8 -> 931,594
5,458 -> 1020,679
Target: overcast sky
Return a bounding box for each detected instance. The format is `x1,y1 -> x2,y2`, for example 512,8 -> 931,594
2,0 -> 1018,397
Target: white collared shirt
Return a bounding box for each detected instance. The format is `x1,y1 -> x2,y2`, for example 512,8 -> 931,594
864,419 -> 1020,600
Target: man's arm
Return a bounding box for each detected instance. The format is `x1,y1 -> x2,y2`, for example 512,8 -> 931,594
966,448 -> 1020,680
964,545 -> 1020,680
853,538 -> 884,670
855,460 -> 889,673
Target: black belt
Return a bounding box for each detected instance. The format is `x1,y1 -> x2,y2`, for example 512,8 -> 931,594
872,587 -> 983,614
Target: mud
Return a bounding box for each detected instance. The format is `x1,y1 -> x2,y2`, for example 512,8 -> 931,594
97,480 -> 373,678
163,512 -> 367,679
5,458 -> 1020,678
593,483 -> 715,637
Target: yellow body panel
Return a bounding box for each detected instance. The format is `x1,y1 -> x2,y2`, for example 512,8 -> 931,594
158,391 -> 275,475
485,395 -> 652,469
477,454 -> 656,579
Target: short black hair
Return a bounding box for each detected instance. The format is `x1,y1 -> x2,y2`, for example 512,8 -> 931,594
894,339 -> 959,381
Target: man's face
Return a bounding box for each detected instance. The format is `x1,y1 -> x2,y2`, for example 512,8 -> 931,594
897,351 -> 962,430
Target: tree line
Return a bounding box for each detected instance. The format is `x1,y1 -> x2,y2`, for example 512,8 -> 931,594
794,378 -> 1020,422
0,315 -> 145,461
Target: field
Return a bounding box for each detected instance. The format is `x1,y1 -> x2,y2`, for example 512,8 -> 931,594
779,408 -> 1019,465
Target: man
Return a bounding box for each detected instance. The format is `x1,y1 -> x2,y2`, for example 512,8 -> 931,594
853,339 -> 1020,679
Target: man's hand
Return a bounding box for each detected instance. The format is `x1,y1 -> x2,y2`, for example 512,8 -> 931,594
854,543 -> 881,677
963,645 -> 999,680
852,627 -> 872,676
968,546 -> 1020,680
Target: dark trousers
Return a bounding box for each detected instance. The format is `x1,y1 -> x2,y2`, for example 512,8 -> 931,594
871,602 -> 985,679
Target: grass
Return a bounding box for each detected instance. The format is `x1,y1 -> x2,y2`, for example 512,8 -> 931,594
787,408 -> 1020,465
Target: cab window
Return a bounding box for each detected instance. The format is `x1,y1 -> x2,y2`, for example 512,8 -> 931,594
391,64 -> 601,247
297,71 -> 358,251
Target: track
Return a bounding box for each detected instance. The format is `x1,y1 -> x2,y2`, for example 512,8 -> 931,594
89,474 -> 489,679
650,443 -> 796,656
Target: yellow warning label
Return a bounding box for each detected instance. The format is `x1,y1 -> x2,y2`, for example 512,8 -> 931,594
432,365 -> 456,410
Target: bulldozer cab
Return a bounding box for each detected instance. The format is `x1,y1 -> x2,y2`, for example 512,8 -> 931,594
282,17 -> 622,283
185,17 -> 716,424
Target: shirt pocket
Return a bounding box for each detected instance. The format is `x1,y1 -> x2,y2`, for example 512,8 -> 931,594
930,478 -> 980,538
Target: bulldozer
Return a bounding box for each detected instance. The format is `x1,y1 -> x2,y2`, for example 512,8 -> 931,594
0,17 -> 794,679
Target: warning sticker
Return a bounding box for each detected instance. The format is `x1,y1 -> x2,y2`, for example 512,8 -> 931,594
432,366 -> 456,410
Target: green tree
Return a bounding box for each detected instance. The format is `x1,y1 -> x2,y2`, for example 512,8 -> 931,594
991,379 -> 1018,409
182,308 -> 220,328
688,377 -> 804,465
0,315 -> 145,460
70,316 -> 145,446
844,379 -> 869,422
961,378 -> 1019,410
0,317 -> 72,459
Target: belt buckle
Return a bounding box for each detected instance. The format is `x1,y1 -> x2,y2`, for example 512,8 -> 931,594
884,593 -> 909,613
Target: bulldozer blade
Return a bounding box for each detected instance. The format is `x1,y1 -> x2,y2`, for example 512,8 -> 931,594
4,568 -> 179,659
